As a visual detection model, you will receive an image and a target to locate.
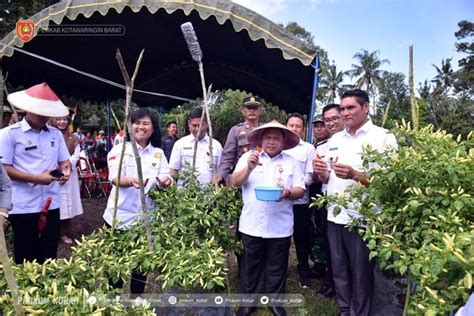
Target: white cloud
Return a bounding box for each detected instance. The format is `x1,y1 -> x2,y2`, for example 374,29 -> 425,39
232,0 -> 288,16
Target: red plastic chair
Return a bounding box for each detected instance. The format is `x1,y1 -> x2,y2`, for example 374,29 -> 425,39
77,157 -> 96,199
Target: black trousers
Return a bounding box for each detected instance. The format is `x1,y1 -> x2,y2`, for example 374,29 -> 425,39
239,232 -> 291,295
292,203 -> 312,275
104,222 -> 147,294
328,222 -> 374,316
9,209 -> 60,264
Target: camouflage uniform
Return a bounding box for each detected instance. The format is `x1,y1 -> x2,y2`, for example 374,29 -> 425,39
310,139 -> 330,270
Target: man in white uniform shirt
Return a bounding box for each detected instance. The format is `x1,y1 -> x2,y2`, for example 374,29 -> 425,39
0,83 -> 71,264
313,90 -> 397,316
232,121 -> 305,316
169,108 -> 222,187
283,113 -> 315,289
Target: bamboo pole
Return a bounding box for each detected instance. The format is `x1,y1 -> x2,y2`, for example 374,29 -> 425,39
381,100 -> 391,128
0,227 -> 24,315
114,49 -> 154,251
109,105 -> 122,131
409,45 -> 419,130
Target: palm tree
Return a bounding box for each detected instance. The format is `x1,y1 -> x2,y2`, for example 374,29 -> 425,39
417,80 -> 432,99
319,63 -> 353,103
431,58 -> 455,93
347,49 -> 390,107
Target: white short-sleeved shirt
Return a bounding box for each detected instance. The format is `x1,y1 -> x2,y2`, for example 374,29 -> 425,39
103,142 -> 172,229
235,151 -> 305,238
168,134 -> 222,187
283,139 -> 315,204
0,119 -> 70,214
325,120 -> 397,225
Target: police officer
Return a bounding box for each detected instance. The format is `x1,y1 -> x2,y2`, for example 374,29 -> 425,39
213,95 -> 262,185
0,82 -> 71,264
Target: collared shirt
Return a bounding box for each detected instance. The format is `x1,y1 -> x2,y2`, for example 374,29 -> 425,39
0,162 -> 12,210
283,139 -> 315,204
0,119 -> 70,214
325,120 -> 397,225
169,134 -> 223,187
235,151 -> 305,238
103,142 -> 171,229
217,122 -> 259,180
161,134 -> 178,162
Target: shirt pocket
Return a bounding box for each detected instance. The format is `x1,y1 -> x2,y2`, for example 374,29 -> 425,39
17,138 -> 44,162
248,167 -> 264,185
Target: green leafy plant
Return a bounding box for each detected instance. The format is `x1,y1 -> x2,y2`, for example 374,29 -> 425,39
312,123 -> 473,314
0,183 -> 242,312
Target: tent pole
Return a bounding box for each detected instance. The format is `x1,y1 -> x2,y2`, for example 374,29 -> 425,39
107,97 -> 111,151
307,53 -> 320,144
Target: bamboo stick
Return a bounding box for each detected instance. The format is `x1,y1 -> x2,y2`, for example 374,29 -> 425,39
381,100 -> 391,128
409,45 -> 419,130
0,227 -> 24,315
114,49 -> 154,251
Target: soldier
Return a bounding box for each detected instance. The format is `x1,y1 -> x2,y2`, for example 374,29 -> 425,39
212,95 -> 262,185
311,104 -> 344,299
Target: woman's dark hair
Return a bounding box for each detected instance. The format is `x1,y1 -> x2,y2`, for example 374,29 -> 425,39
127,108 -> 162,147
285,112 -> 305,127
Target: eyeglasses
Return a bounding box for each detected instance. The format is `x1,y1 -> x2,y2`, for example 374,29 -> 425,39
323,116 -> 341,124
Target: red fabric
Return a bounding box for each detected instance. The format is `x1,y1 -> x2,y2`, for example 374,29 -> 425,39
38,196 -> 52,236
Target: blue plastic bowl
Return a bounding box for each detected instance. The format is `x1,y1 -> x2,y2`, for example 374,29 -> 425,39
255,187 -> 283,202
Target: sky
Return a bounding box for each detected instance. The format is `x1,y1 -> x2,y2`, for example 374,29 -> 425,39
233,0 -> 473,86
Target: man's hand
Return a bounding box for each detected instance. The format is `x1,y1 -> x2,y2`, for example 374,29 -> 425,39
333,162 -> 354,179
58,160 -> 72,185
333,162 -> 369,186
37,170 -> 60,185
312,155 -> 329,183
130,177 -> 149,189
247,151 -> 260,171
0,210 -> 8,230
277,188 -> 291,202
156,176 -> 172,188
211,174 -> 224,185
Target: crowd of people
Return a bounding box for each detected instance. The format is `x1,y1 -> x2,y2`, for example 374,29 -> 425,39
0,83 -> 398,316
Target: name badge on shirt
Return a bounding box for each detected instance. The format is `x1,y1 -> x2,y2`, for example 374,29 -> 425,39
329,147 -> 338,151
25,145 -> 37,151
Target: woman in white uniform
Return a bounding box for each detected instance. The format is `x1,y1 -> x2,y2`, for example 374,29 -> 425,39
103,108 -> 172,294
49,116 -> 83,244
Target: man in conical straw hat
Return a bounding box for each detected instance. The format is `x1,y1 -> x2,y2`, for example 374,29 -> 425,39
231,120 -> 305,316
0,82 -> 72,264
